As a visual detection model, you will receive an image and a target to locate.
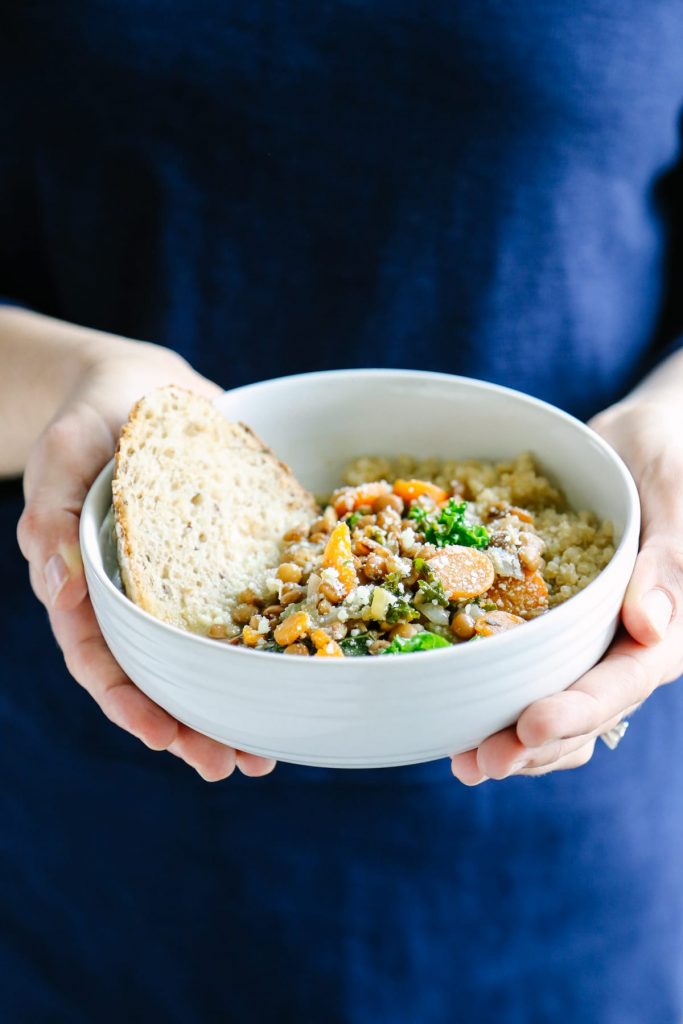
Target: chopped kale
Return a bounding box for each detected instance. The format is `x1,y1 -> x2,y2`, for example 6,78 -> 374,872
417,576 -> 449,607
262,640 -> 285,653
382,571 -> 404,595
413,559 -> 449,606
409,499 -> 489,549
340,634 -> 372,656
385,599 -> 420,624
407,505 -> 430,528
382,631 -> 452,654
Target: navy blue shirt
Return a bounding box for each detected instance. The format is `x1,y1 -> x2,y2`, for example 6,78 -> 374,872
2,4 -> 683,1022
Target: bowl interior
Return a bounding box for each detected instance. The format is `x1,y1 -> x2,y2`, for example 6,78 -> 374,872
216,369 -> 636,537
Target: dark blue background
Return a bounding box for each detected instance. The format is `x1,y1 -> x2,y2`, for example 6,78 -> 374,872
2,3 -> 683,1021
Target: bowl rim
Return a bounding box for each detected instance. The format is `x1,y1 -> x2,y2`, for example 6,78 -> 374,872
80,368 -> 641,666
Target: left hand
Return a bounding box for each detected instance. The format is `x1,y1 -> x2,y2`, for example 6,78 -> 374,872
451,397 -> 683,784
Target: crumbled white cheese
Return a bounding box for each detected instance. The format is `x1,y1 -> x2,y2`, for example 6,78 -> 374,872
265,576 -> 284,600
255,615 -> 270,634
486,546 -> 524,579
343,585 -> 373,616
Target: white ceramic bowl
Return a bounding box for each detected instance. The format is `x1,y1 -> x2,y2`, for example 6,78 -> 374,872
81,370 -> 640,768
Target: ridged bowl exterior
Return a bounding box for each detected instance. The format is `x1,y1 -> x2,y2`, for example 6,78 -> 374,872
81,370 -> 640,768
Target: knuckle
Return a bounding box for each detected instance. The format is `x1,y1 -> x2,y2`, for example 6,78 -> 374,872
62,646 -> 79,681
42,411 -> 81,449
28,563 -> 47,605
16,503 -> 44,557
614,651 -> 652,700
573,741 -> 596,768
526,739 -> 563,769
641,536 -> 683,589
518,699 -> 566,746
73,636 -> 101,680
531,705 -> 563,744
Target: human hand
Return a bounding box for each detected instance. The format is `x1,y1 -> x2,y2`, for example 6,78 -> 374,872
451,397 -> 683,783
17,334 -> 276,781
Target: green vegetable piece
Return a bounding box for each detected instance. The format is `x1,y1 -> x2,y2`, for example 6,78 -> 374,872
382,571 -> 404,594
346,511 -> 362,529
409,499 -> 489,549
413,560 -> 449,607
417,577 -> 449,607
407,505 -> 429,527
340,634 -> 372,656
382,631 -> 452,654
385,599 -> 420,624
263,640 -> 285,653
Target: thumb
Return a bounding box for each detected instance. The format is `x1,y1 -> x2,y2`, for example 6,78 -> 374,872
17,403 -> 114,611
621,529 -> 680,647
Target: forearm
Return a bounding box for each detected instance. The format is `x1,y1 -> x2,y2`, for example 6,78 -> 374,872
626,346 -> 683,404
0,307 -> 175,478
0,308 -> 107,476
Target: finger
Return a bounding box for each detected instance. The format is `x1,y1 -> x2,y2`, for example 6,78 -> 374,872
168,724 -> 237,782
516,738 -> 596,777
505,704 -> 634,775
236,751 -> 278,778
50,598 -> 178,751
466,683 -> 642,780
516,631 -> 677,748
49,594 -> 254,781
18,404 -> 114,611
621,538 -> 680,646
451,748 -> 489,786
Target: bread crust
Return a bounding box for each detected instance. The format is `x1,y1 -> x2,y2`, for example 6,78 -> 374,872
112,385 -> 317,633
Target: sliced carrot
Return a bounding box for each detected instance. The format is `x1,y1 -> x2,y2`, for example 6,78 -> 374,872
273,610 -> 311,647
332,481 -> 391,516
474,610 -> 525,637
322,521 -> 358,595
392,479 -> 449,505
485,570 -> 549,619
426,546 -> 495,600
310,628 -> 344,657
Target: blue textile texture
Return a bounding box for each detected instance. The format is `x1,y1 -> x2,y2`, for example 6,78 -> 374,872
2,4 -> 683,1022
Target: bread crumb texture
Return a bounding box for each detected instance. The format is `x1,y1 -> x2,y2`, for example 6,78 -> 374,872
112,386 -> 317,634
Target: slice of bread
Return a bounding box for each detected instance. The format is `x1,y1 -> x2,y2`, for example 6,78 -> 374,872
112,385 -> 318,634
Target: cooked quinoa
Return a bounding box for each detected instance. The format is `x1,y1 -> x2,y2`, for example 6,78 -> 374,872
222,452 -> 614,657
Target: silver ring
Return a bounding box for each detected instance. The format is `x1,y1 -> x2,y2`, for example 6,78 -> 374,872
599,720 -> 629,751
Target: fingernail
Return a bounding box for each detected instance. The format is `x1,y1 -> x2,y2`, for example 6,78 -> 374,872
59,541 -> 83,577
507,757 -> 529,774
642,589 -> 673,640
44,554 -> 70,605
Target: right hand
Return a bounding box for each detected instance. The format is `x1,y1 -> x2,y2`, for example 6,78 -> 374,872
17,336 -> 277,781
